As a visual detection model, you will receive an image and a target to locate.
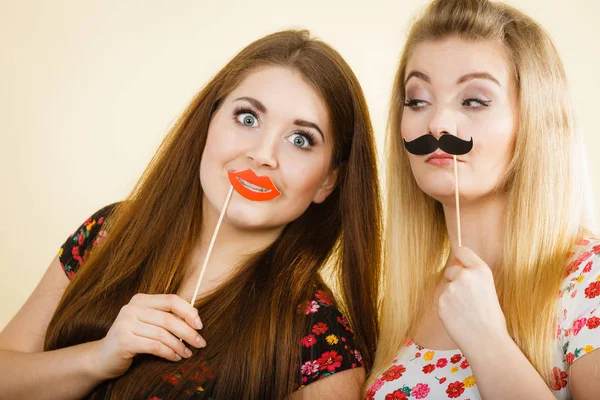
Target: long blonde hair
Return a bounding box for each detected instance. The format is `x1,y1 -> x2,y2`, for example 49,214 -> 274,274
372,0 -> 595,386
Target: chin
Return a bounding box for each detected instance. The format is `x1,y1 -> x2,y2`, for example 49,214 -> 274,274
225,205 -> 285,231
422,190 -> 455,205
416,177 -> 455,201
422,185 -> 498,207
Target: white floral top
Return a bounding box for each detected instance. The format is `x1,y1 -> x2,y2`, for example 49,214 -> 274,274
366,238 -> 600,400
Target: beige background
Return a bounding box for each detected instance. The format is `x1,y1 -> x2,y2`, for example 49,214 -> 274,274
1,0 -> 598,330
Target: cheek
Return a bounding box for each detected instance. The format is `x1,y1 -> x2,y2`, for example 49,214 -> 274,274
281,160 -> 324,197
457,115 -> 515,198
495,119 -> 516,164
400,113 -> 424,140
471,114 -> 515,170
200,123 -> 243,194
204,122 -> 234,160
201,121 -> 248,170
200,128 -> 221,184
279,146 -> 333,199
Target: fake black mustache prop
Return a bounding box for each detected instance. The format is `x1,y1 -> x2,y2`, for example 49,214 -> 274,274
403,134 -> 473,155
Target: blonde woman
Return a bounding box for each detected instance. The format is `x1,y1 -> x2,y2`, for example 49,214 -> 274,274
367,0 -> 599,399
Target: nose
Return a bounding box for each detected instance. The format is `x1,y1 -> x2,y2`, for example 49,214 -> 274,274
246,131 -> 278,169
428,105 -> 457,138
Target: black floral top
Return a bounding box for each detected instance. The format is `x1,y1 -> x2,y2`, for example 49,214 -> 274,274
58,204 -> 364,398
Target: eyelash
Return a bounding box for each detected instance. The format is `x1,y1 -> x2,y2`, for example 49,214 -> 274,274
403,98 -> 492,111
232,107 -> 316,149
233,107 -> 259,125
290,131 -> 316,150
462,98 -> 491,109
403,99 -> 427,110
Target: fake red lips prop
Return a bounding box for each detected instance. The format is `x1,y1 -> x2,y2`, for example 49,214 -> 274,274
227,169 -> 281,201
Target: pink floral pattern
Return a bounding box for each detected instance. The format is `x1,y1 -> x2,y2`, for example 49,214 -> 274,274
367,238 -> 600,400
295,283 -> 365,390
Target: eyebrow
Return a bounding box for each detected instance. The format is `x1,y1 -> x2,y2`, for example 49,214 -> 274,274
404,70 -> 501,87
456,72 -> 501,87
404,70 -> 430,85
234,96 -> 325,142
234,96 -> 266,113
293,120 -> 324,142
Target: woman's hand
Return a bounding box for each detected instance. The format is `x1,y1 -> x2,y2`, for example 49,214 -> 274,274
91,293 -> 206,379
438,247 -> 509,352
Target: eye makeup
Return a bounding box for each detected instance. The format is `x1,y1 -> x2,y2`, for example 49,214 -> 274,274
232,106 -> 318,150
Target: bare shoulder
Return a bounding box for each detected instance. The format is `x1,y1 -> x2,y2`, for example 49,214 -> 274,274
0,256 -> 70,353
568,349 -> 600,399
288,367 -> 365,400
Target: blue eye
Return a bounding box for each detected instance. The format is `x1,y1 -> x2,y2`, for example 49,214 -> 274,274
288,133 -> 313,149
237,113 -> 258,127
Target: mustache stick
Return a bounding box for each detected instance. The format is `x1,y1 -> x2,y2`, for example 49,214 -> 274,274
189,185 -> 234,307
403,133 -> 472,248
453,155 -> 462,248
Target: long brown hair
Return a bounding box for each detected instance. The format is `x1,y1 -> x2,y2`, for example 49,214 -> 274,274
45,30 -> 382,399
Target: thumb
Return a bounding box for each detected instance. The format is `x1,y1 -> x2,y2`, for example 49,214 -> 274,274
453,246 -> 487,270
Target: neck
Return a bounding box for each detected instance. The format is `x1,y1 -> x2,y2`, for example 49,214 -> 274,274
182,198 -> 283,298
442,192 -> 507,272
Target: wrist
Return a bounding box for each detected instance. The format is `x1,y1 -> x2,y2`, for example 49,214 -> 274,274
461,327 -> 513,361
80,340 -> 111,381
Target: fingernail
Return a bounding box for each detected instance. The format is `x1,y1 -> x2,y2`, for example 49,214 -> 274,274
195,318 -> 202,329
175,355 -> 182,361
184,348 -> 192,357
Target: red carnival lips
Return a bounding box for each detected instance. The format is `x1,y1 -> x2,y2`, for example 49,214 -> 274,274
227,169 -> 281,201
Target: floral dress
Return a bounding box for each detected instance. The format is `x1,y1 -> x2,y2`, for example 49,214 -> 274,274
58,204 -> 364,398
366,237 -> 600,400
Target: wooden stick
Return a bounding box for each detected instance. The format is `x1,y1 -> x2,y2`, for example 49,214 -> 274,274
189,185 -> 234,307
453,155 -> 462,248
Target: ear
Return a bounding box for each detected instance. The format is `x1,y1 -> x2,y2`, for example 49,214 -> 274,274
312,168 -> 339,204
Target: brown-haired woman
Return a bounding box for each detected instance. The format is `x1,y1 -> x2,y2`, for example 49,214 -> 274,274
0,30 -> 382,399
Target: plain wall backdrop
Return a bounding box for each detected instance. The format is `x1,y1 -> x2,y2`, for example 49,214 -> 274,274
1,0 -> 599,329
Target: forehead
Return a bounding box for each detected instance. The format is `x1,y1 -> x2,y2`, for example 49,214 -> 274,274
226,66 -> 330,127
406,36 -> 511,87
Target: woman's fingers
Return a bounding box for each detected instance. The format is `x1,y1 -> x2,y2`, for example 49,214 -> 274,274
131,333 -> 183,362
136,306 -> 206,349
444,264 -> 463,281
130,293 -> 203,330
453,246 -> 487,270
131,322 -> 194,359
